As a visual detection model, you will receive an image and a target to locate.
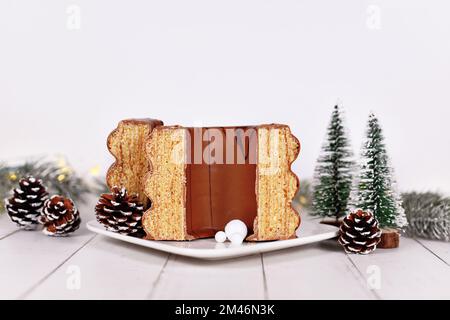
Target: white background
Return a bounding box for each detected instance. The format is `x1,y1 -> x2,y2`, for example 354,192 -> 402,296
1,0 -> 449,194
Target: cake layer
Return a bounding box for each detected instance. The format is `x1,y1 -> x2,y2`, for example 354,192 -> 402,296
107,119 -> 163,208
248,125 -> 301,241
143,126 -> 188,240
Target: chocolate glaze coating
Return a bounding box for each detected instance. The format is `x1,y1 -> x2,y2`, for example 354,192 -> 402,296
185,127 -> 257,238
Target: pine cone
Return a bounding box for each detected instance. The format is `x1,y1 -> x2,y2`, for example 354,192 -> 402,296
40,195 -> 81,236
4,176 -> 49,230
95,186 -> 145,237
338,209 -> 381,254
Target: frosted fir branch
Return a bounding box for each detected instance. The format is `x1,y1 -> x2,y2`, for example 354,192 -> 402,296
0,157 -> 106,214
402,192 -> 450,241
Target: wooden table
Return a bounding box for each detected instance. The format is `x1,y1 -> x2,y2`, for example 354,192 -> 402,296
1,197 -> 449,300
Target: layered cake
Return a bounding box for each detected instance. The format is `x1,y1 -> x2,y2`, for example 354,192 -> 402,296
106,119 -> 163,208
107,119 -> 301,242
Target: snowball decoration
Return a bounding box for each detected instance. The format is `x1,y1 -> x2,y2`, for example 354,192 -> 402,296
212,219 -> 248,245
224,219 -> 248,239
228,233 -> 245,245
214,231 -> 227,243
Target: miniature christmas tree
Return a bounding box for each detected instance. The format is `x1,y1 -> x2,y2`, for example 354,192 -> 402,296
312,105 -> 355,221
349,113 -> 407,247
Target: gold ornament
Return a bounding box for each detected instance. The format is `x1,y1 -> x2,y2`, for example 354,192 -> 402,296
9,172 -> 17,181
89,165 -> 101,177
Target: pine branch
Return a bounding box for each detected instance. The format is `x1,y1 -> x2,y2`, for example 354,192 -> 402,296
294,178 -> 312,209
402,192 -> 450,241
0,157 -> 106,213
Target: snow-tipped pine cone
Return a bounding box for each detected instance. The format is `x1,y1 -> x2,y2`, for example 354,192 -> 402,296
338,209 -> 381,254
95,186 -> 145,237
5,176 -> 49,230
39,195 -> 81,236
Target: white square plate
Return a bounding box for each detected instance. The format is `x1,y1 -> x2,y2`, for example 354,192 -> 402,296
87,218 -> 339,260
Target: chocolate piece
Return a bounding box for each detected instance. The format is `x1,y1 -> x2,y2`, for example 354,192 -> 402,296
107,119 -> 163,208
143,124 -> 301,241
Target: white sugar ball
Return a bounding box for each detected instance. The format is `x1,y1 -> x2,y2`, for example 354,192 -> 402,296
214,231 -> 227,243
228,233 -> 245,245
225,219 -> 248,239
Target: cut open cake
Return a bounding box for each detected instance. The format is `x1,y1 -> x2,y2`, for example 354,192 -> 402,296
106,119 -> 163,208
142,124 -> 301,241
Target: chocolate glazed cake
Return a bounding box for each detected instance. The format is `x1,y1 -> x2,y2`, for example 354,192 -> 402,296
106,119 -> 163,208
142,124 -> 301,241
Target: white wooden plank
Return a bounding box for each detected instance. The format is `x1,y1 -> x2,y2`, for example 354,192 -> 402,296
415,238 -> 450,266
0,213 -> 20,239
260,211 -> 376,299
348,236 -> 450,299
262,239 -> 376,299
25,236 -> 169,299
0,199 -> 97,299
2,197 -> 449,300
0,226 -> 95,299
150,254 -> 266,300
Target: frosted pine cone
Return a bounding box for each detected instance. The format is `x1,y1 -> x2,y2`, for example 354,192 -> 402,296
40,195 -> 81,236
95,186 -> 145,237
338,209 -> 381,254
5,176 -> 49,230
